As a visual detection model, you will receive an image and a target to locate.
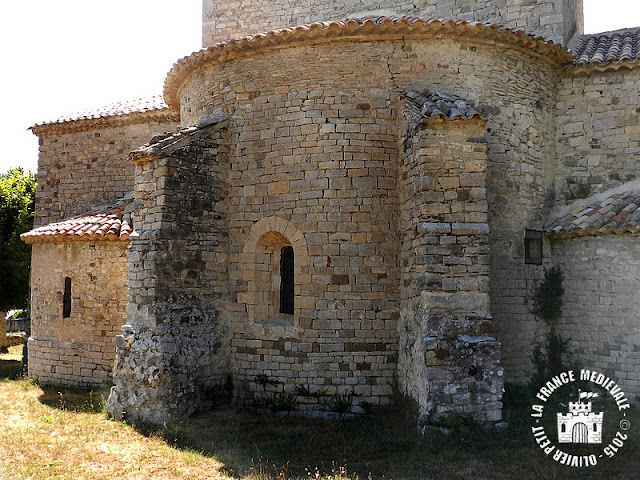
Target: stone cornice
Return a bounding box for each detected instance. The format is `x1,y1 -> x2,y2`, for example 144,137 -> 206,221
163,17 -> 573,111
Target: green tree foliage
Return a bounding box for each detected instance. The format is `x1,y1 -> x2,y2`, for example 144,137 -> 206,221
0,168 -> 36,310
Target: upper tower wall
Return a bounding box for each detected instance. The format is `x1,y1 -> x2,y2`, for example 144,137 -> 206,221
202,0 -> 583,47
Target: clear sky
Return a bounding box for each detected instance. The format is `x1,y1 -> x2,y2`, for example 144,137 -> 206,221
1,0 -> 639,174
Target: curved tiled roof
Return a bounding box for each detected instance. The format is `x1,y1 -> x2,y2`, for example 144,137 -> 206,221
572,28 -> 640,71
547,182 -> 640,239
22,202 -> 132,243
405,91 -> 484,120
30,96 -> 179,136
164,16 -> 571,111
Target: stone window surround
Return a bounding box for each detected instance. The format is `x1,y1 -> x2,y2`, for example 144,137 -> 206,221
240,216 -> 311,326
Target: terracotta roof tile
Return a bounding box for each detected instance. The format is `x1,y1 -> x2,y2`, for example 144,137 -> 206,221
405,91 -> 484,120
547,181 -> 640,238
572,28 -> 640,68
22,198 -> 133,243
30,96 -> 179,136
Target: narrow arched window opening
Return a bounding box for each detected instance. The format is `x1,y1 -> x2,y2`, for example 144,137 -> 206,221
280,246 -> 294,315
63,277 -> 72,318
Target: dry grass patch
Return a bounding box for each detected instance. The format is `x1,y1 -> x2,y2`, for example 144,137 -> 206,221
0,380 -> 229,479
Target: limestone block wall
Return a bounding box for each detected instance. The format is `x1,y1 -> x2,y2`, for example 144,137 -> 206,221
203,0 -> 581,47
398,116 -> 502,422
556,68 -> 640,203
476,52 -> 560,385
34,121 -> 177,228
175,31 -> 563,397
386,37 -> 560,383
108,124 -> 232,423
391,38 -> 561,384
28,240 -> 128,388
549,235 -> 640,400
222,78 -> 401,409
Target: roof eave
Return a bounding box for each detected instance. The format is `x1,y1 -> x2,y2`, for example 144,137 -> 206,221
21,232 -> 131,245
30,109 -> 179,137
568,59 -> 640,76
163,17 -> 572,111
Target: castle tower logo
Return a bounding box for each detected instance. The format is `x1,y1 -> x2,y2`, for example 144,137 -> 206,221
557,391 -> 603,444
530,369 -> 631,467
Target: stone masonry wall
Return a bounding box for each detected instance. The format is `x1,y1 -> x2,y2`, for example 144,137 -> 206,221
224,76 -> 400,410
28,240 -> 128,388
108,124 -> 231,423
556,68 -> 640,204
173,33 -> 562,413
34,121 -> 177,227
203,0 -> 581,47
398,116 -> 502,422
549,234 -> 640,400
386,37 -> 560,383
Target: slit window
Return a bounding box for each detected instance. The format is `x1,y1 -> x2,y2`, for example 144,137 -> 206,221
280,246 -> 294,314
524,229 -> 543,265
63,277 -> 72,318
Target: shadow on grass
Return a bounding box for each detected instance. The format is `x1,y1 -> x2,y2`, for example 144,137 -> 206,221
21,381 -> 640,480
131,407 -> 556,479
37,385 -> 108,414
0,343 -> 25,380
142,400 -> 640,480
0,359 -> 23,380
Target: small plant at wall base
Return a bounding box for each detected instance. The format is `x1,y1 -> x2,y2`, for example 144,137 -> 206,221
531,266 -> 564,325
272,392 -> 298,412
530,266 -> 569,387
531,333 -> 570,388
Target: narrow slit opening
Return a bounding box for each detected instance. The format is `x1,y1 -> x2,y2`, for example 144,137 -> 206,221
279,246 -> 294,315
63,277 -> 72,318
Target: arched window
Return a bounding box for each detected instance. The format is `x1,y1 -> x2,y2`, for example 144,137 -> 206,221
280,246 -> 294,315
63,277 -> 72,318
241,216 -> 312,324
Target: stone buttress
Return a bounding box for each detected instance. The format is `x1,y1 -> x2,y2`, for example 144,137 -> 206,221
397,94 -> 502,422
107,119 -> 231,423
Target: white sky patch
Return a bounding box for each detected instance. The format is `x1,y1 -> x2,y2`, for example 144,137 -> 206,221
1,1 -> 639,173
584,0 -> 640,33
